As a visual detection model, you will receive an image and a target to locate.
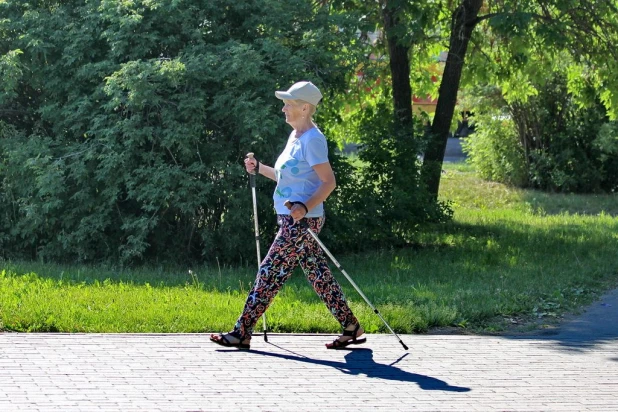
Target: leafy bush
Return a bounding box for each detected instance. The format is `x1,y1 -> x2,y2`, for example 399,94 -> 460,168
322,92 -> 452,252
593,122 -> 618,193
0,0 -> 450,265
0,0 -> 357,264
463,74 -> 618,193
461,112 -> 527,187
521,73 -> 610,192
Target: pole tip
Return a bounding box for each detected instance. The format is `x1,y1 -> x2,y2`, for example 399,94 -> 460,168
401,342 -> 409,351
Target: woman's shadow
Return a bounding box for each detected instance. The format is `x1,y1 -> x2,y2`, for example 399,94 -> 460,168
242,344 -> 471,392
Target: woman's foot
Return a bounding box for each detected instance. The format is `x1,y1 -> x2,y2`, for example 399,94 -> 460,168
325,323 -> 366,349
210,332 -> 251,350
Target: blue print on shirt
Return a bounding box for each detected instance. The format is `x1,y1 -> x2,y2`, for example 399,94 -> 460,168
275,187 -> 292,198
281,159 -> 300,175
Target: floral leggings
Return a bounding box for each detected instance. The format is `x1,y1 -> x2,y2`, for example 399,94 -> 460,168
233,215 -> 359,339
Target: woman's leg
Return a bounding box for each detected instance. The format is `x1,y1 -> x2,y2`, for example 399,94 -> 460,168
298,217 -> 359,330
231,216 -> 302,339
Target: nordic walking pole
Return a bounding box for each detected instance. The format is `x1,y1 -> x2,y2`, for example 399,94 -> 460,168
247,153 -> 268,342
284,200 -> 409,351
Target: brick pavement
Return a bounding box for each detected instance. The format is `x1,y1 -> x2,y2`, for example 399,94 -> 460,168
1,288 -> 617,411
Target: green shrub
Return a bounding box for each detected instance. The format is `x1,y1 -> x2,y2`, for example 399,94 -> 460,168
321,96 -> 452,253
0,0 -> 449,265
461,113 -> 527,187
521,73 -> 609,192
463,74 -> 617,193
0,0 -> 358,264
593,122 -> 618,193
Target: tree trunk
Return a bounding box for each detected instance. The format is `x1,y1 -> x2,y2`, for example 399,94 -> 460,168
382,2 -> 413,129
421,0 -> 482,198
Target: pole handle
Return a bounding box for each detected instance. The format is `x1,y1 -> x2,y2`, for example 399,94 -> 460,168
246,152 -> 257,187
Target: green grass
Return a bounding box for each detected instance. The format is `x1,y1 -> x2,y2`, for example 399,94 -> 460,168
2,162 -> 617,334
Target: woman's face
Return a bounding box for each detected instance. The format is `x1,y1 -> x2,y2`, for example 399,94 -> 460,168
282,100 -> 306,127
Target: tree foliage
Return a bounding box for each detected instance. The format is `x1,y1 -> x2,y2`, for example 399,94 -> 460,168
1,0 -> 452,265
5,0 -> 616,265
355,0 -> 618,197
457,1 -> 618,193
0,0 -> 363,264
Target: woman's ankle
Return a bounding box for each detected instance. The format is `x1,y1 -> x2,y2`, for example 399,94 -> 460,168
344,323 -> 361,331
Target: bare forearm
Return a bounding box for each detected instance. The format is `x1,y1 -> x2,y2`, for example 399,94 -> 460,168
258,163 -> 276,181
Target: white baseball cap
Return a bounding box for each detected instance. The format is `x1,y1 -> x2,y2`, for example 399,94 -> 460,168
275,81 -> 323,106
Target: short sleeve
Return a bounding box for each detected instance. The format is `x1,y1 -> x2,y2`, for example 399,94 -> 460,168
304,134 -> 329,167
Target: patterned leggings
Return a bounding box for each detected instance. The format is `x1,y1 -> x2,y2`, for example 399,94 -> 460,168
233,215 -> 359,339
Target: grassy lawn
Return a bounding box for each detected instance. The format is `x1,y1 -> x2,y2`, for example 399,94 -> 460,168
2,162 -> 617,334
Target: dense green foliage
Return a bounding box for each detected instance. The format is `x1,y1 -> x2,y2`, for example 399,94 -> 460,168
4,0 -> 618,266
461,105 -> 527,187
322,86 -> 451,251
0,0 -> 446,265
449,1 -> 618,194
462,73 -> 618,193
0,0 -> 352,264
521,75 -> 617,192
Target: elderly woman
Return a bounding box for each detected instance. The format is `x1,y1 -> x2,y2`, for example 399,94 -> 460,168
210,81 -> 366,350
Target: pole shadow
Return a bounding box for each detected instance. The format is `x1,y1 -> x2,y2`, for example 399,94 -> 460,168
243,344 -> 470,392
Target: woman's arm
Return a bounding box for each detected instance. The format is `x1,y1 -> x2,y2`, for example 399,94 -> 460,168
305,162 -> 336,210
244,158 -> 276,182
257,163 -> 276,182
289,162 -> 336,221
288,162 -> 336,221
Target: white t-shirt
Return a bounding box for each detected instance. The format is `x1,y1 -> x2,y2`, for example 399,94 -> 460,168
273,127 -> 329,217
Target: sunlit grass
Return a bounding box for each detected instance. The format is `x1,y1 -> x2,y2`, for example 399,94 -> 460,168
2,162 -> 617,334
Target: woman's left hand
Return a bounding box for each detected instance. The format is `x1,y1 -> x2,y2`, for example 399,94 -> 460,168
290,203 -> 307,222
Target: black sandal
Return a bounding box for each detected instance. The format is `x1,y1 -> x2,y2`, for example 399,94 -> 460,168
325,324 -> 367,349
210,333 -> 251,350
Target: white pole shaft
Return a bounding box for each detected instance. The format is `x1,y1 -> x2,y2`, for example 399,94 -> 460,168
303,225 -> 408,350
247,153 -> 267,340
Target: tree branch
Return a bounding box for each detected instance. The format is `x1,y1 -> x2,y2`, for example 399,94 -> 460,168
469,11 -> 552,26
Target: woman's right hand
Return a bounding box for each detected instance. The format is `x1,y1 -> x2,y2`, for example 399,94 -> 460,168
244,157 -> 258,174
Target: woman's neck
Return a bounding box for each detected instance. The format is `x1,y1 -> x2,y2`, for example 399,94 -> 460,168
293,121 -> 315,137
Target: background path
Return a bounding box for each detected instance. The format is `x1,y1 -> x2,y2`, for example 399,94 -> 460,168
444,137 -> 466,163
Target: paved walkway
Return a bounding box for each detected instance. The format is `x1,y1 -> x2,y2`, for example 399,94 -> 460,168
444,137 -> 466,162
1,288 -> 617,411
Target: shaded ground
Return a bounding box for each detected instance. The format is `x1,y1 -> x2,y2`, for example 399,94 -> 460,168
428,286 -> 618,344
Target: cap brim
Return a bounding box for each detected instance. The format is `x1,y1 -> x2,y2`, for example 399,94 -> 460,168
275,91 -> 294,100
